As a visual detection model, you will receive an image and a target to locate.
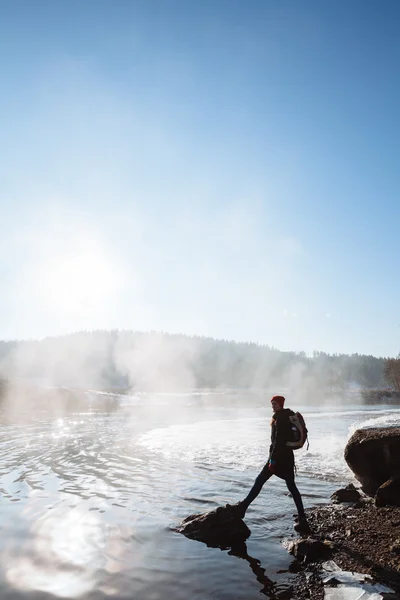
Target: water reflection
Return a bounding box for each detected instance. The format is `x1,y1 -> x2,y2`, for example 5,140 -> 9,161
4,506 -> 105,596
0,399 -> 341,599
228,543 -> 293,599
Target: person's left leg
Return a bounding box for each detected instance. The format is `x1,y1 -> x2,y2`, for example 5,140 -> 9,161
284,475 -> 311,533
284,476 -> 305,518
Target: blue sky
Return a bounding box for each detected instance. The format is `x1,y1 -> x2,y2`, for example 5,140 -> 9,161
1,0 -> 399,357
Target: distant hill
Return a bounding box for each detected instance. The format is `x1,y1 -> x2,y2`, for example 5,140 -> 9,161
0,330 -> 390,394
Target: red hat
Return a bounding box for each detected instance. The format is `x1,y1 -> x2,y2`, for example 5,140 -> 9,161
271,395 -> 285,408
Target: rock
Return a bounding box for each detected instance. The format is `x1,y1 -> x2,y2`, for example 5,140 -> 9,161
344,427 -> 400,505
176,504 -> 251,548
330,483 -> 362,503
352,498 -> 373,509
390,540 -> 400,554
286,538 -> 333,564
376,477 -> 400,507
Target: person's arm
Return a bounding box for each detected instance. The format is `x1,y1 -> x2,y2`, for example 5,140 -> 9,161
269,414 -> 287,464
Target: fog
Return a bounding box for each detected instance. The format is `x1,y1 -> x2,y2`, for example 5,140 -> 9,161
0,329 -> 388,421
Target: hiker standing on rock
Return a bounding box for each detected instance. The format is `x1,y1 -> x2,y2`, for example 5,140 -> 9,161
234,395 -> 311,533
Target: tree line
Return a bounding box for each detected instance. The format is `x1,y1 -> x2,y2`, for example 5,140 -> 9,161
384,357 -> 400,391
0,330 -> 396,393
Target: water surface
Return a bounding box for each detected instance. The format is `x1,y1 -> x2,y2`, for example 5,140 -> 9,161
0,392 -> 399,599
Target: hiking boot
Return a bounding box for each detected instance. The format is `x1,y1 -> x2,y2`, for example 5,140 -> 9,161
294,517 -> 311,534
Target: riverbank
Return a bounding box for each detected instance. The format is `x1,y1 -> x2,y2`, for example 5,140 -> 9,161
291,499 -> 400,599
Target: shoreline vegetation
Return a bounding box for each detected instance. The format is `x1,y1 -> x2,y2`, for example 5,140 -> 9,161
0,330 -> 397,393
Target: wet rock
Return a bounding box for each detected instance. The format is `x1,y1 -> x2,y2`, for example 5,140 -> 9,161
376,477 -> 400,507
286,538 -> 333,564
176,504 -> 251,548
344,427 -> 400,505
330,483 -> 362,503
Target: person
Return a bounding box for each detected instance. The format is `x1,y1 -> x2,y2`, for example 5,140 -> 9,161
234,395 -> 310,533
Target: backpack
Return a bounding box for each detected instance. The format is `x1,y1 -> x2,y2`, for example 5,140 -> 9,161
286,411 -> 309,450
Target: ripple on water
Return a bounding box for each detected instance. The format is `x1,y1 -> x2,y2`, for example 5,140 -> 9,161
0,404 -> 351,599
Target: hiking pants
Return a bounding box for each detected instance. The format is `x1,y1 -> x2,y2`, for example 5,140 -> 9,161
242,463 -> 305,519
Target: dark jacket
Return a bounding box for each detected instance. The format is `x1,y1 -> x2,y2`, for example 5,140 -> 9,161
269,408 -> 295,476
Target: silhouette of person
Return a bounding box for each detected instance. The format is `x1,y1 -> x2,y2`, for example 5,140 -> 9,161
234,396 -> 310,533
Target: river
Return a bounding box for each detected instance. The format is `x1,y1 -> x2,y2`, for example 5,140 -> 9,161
0,391 -> 399,599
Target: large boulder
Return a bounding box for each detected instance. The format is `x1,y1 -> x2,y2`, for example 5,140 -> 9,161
344,427 -> 400,506
176,504 -> 251,548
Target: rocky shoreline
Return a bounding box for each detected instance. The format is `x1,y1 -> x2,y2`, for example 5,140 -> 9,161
289,424 -> 400,599
291,498 -> 400,599
177,495 -> 400,599
178,425 -> 400,599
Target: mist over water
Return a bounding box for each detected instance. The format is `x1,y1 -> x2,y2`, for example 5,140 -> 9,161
0,333 -> 395,600
0,330 -> 388,395
0,315 -> 395,598
0,388 -> 398,599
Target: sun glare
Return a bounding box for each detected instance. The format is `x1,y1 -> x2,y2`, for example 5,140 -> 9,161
37,245 -> 121,317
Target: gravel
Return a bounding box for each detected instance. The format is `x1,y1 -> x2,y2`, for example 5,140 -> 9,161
289,500 -> 400,600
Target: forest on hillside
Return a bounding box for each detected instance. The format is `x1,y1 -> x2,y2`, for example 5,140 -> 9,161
0,331 -> 392,393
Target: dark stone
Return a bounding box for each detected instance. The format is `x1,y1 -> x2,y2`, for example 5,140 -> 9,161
176,504 -> 251,548
330,483 -> 362,503
390,539 -> 400,554
344,427 -> 400,506
286,538 -> 333,564
376,477 -> 400,507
